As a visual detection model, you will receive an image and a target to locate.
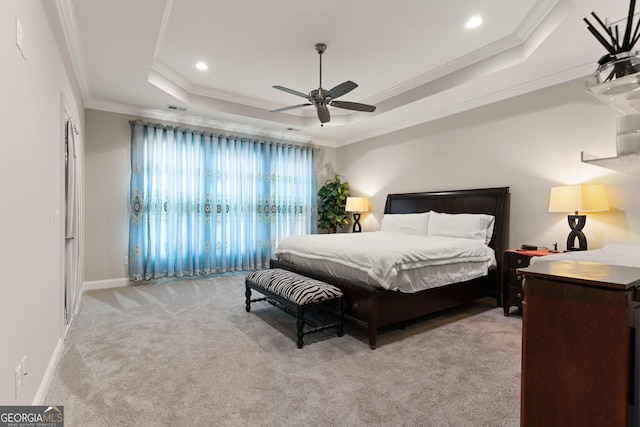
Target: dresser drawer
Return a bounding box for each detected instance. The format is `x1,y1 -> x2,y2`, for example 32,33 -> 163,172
508,285 -> 524,304
508,269 -> 525,287
503,250 -> 536,316
503,250 -> 555,316
508,252 -> 531,269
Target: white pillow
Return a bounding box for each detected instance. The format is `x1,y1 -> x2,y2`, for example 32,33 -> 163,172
380,212 -> 430,235
427,211 -> 495,244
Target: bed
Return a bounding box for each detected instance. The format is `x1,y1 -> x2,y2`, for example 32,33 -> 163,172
270,186 -> 510,349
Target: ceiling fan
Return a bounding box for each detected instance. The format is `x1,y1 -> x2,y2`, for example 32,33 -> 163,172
271,43 -> 376,126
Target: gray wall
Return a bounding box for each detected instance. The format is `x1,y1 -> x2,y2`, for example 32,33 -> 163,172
337,78 -> 640,250
84,110 -> 131,282
1,1 -> 84,404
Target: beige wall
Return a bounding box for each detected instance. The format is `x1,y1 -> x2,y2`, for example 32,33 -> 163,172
83,109 -> 337,282
85,77 -> 640,283
84,77 -> 640,287
84,110 -> 131,281
337,78 -> 640,250
1,1 -> 84,404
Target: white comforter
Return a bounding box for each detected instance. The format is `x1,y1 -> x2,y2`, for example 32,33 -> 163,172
274,231 -> 497,293
529,242 -> 640,268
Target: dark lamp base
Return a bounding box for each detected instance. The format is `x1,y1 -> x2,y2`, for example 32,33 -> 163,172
352,213 -> 362,233
566,214 -> 587,251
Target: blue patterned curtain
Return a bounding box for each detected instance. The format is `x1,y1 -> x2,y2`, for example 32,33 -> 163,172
128,120 -> 317,281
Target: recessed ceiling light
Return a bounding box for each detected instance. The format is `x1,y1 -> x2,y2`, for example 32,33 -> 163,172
195,62 -> 208,71
465,16 -> 483,29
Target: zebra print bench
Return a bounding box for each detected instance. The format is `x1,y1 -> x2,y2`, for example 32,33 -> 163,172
245,268 -> 344,348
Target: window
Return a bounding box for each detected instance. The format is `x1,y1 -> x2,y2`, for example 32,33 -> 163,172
128,121 -> 316,281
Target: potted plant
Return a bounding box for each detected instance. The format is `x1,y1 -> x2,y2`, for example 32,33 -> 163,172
317,174 -> 350,233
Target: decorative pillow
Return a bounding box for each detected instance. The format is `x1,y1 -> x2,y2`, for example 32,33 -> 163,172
380,212 -> 430,235
427,211 -> 495,244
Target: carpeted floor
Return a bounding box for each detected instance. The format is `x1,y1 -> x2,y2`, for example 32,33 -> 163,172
45,273 -> 522,426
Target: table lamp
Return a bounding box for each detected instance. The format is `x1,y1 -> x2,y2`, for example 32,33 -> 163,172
345,197 -> 369,233
548,184 -> 609,251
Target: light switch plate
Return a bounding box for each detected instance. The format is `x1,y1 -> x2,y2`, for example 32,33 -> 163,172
16,17 -> 26,60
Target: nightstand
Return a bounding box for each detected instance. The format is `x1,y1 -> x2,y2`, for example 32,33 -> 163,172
502,249 -> 554,316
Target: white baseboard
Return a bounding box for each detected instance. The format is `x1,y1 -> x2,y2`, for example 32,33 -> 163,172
33,338 -> 64,405
83,277 -> 130,291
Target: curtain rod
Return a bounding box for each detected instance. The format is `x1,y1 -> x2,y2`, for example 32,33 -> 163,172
129,119 -> 318,151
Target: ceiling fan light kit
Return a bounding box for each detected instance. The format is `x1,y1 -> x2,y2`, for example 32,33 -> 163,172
271,43 -> 376,126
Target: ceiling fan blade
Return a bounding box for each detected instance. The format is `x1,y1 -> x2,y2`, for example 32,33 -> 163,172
317,105 -> 330,123
325,80 -> 358,100
273,85 -> 309,99
270,103 -> 312,113
330,100 -> 376,112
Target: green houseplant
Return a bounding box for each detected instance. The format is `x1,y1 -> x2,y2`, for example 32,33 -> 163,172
317,174 -> 350,233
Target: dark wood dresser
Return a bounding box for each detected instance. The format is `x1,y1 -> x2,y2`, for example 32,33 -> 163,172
502,249 -> 554,316
518,260 -> 640,427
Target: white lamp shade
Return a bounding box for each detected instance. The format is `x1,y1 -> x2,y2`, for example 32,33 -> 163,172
345,197 -> 369,213
548,184 -> 609,213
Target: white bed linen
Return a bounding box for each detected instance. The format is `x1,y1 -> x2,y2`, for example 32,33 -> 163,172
529,242 -> 640,268
274,231 -> 497,293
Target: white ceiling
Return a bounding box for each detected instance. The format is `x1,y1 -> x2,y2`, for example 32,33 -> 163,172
56,0 -> 632,146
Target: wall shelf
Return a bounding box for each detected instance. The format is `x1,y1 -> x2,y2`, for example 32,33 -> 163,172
582,151 -> 640,175
583,67 -> 640,175
586,71 -> 640,114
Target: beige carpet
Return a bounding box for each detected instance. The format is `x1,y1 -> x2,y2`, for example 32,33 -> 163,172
45,273 -> 522,426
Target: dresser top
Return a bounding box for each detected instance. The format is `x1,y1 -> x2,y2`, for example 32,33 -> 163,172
518,260 -> 640,290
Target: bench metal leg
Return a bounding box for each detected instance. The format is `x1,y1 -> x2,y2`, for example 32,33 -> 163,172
245,282 -> 252,312
337,298 -> 344,337
296,305 -> 305,349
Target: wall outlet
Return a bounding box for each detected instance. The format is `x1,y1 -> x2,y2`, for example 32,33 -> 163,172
15,364 -> 22,398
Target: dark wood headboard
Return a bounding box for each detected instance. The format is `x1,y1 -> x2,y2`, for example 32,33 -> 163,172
384,187 -> 510,264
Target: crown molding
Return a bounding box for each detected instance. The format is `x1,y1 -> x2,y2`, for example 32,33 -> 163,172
55,0 -> 91,103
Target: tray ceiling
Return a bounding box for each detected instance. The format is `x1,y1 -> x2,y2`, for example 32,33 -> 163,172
57,0 -> 631,146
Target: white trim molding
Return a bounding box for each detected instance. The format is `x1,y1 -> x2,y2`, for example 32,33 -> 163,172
83,278 -> 131,292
